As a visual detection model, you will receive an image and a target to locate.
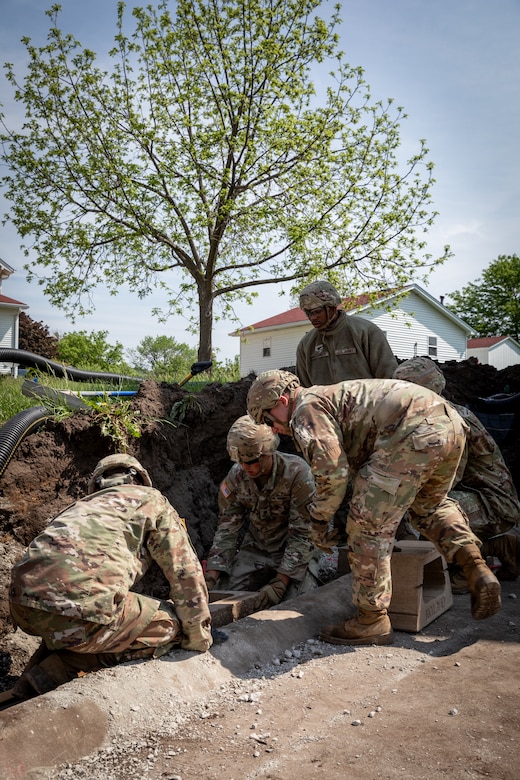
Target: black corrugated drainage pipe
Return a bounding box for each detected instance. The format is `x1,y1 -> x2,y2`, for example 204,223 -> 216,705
0,349 -> 143,477
0,406 -> 50,477
0,348 -> 143,384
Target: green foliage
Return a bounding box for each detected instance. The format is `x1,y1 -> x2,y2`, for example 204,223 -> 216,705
129,335 -> 197,380
83,396 -> 142,452
211,355 -> 240,383
0,377 -> 41,424
18,312 -> 59,358
169,394 -> 202,425
1,0 -> 449,362
57,330 -> 130,373
447,254 -> 520,340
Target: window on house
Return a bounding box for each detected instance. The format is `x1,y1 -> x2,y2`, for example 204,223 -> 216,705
428,336 -> 438,357
263,337 -> 271,358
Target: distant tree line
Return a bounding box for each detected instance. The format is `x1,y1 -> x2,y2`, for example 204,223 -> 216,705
18,312 -> 236,381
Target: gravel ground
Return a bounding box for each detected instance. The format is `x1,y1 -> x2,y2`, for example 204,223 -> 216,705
19,579 -> 520,780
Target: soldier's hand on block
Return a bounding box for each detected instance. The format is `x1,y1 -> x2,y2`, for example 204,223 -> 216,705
258,577 -> 287,608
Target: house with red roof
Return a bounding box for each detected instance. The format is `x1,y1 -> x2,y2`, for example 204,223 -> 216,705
467,336 -> 520,370
0,259 -> 28,375
231,283 -> 476,377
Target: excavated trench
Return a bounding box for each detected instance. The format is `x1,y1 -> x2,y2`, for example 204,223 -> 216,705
0,358 -> 519,701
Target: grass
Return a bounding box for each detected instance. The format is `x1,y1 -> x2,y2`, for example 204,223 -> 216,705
0,364 -> 240,428
0,375 -> 139,427
0,376 -> 44,424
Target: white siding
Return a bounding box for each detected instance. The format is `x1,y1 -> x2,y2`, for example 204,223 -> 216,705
466,347 -> 488,364
467,341 -> 520,370
0,309 -> 17,374
238,322 -> 312,376
359,290 -> 467,362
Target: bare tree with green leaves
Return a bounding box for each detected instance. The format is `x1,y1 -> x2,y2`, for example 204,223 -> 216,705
1,0 -> 449,361
446,254 -> 520,340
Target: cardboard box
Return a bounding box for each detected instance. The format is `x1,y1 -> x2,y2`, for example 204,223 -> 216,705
389,540 -> 453,632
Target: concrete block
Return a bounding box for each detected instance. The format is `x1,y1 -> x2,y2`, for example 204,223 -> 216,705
209,590 -> 261,627
389,540 -> 453,632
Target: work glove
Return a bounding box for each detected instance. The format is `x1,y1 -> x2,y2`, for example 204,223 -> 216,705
204,572 -> 219,591
257,577 -> 288,609
310,522 -> 341,555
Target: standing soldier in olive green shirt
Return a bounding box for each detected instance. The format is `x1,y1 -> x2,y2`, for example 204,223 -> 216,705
247,370 -> 501,647
10,454 -> 212,700
296,280 -> 397,386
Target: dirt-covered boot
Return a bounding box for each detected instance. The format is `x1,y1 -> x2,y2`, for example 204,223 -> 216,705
11,649 -> 111,700
455,544 -> 501,619
448,564 -> 470,595
319,608 -> 394,646
482,532 -> 520,581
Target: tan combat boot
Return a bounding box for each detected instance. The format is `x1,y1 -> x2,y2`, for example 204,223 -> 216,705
454,544 -> 501,620
482,532 -> 520,581
319,608 -> 394,646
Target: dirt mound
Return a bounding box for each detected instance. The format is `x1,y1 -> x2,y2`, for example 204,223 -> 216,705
0,360 -> 519,687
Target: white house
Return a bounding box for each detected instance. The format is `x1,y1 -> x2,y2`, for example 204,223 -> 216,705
467,336 -> 520,370
0,258 -> 28,375
232,283 -> 476,377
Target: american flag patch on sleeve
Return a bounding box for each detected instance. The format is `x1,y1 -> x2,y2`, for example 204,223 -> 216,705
220,481 -> 231,498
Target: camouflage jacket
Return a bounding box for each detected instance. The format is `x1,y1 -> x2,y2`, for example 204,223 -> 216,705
9,485 -> 211,651
452,403 -> 520,526
296,311 -> 397,387
289,379 -> 464,523
206,452 -> 316,581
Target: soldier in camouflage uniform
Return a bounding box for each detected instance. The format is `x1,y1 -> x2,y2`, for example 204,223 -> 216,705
205,415 -> 320,608
394,356 -> 520,586
9,454 -> 212,699
247,370 -> 501,646
296,280 -> 397,386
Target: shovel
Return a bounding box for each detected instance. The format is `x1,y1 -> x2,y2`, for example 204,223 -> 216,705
178,360 -> 213,388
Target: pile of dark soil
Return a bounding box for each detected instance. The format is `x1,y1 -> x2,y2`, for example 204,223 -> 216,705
0,359 -> 519,685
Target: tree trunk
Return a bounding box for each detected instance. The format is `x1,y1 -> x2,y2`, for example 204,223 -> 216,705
197,286 -> 213,363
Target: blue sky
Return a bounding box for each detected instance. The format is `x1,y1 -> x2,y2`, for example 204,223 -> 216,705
1,0 -> 519,363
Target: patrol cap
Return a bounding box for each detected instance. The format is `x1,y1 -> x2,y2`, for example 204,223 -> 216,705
393,356 -> 446,395
88,453 -> 153,494
247,370 -> 300,424
227,415 -> 279,462
299,280 -> 342,310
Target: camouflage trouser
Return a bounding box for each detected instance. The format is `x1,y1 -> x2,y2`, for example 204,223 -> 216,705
347,402 -> 479,612
449,488 -> 515,540
217,545 -> 321,600
10,592 -> 182,668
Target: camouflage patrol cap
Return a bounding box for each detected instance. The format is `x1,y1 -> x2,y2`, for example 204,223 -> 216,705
393,356 -> 446,395
227,415 -> 279,462
299,280 -> 342,309
247,370 -> 301,424
88,453 -> 153,494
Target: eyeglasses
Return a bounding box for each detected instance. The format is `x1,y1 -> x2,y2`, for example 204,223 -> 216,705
240,456 -> 261,465
262,412 -> 277,428
303,305 -> 325,319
